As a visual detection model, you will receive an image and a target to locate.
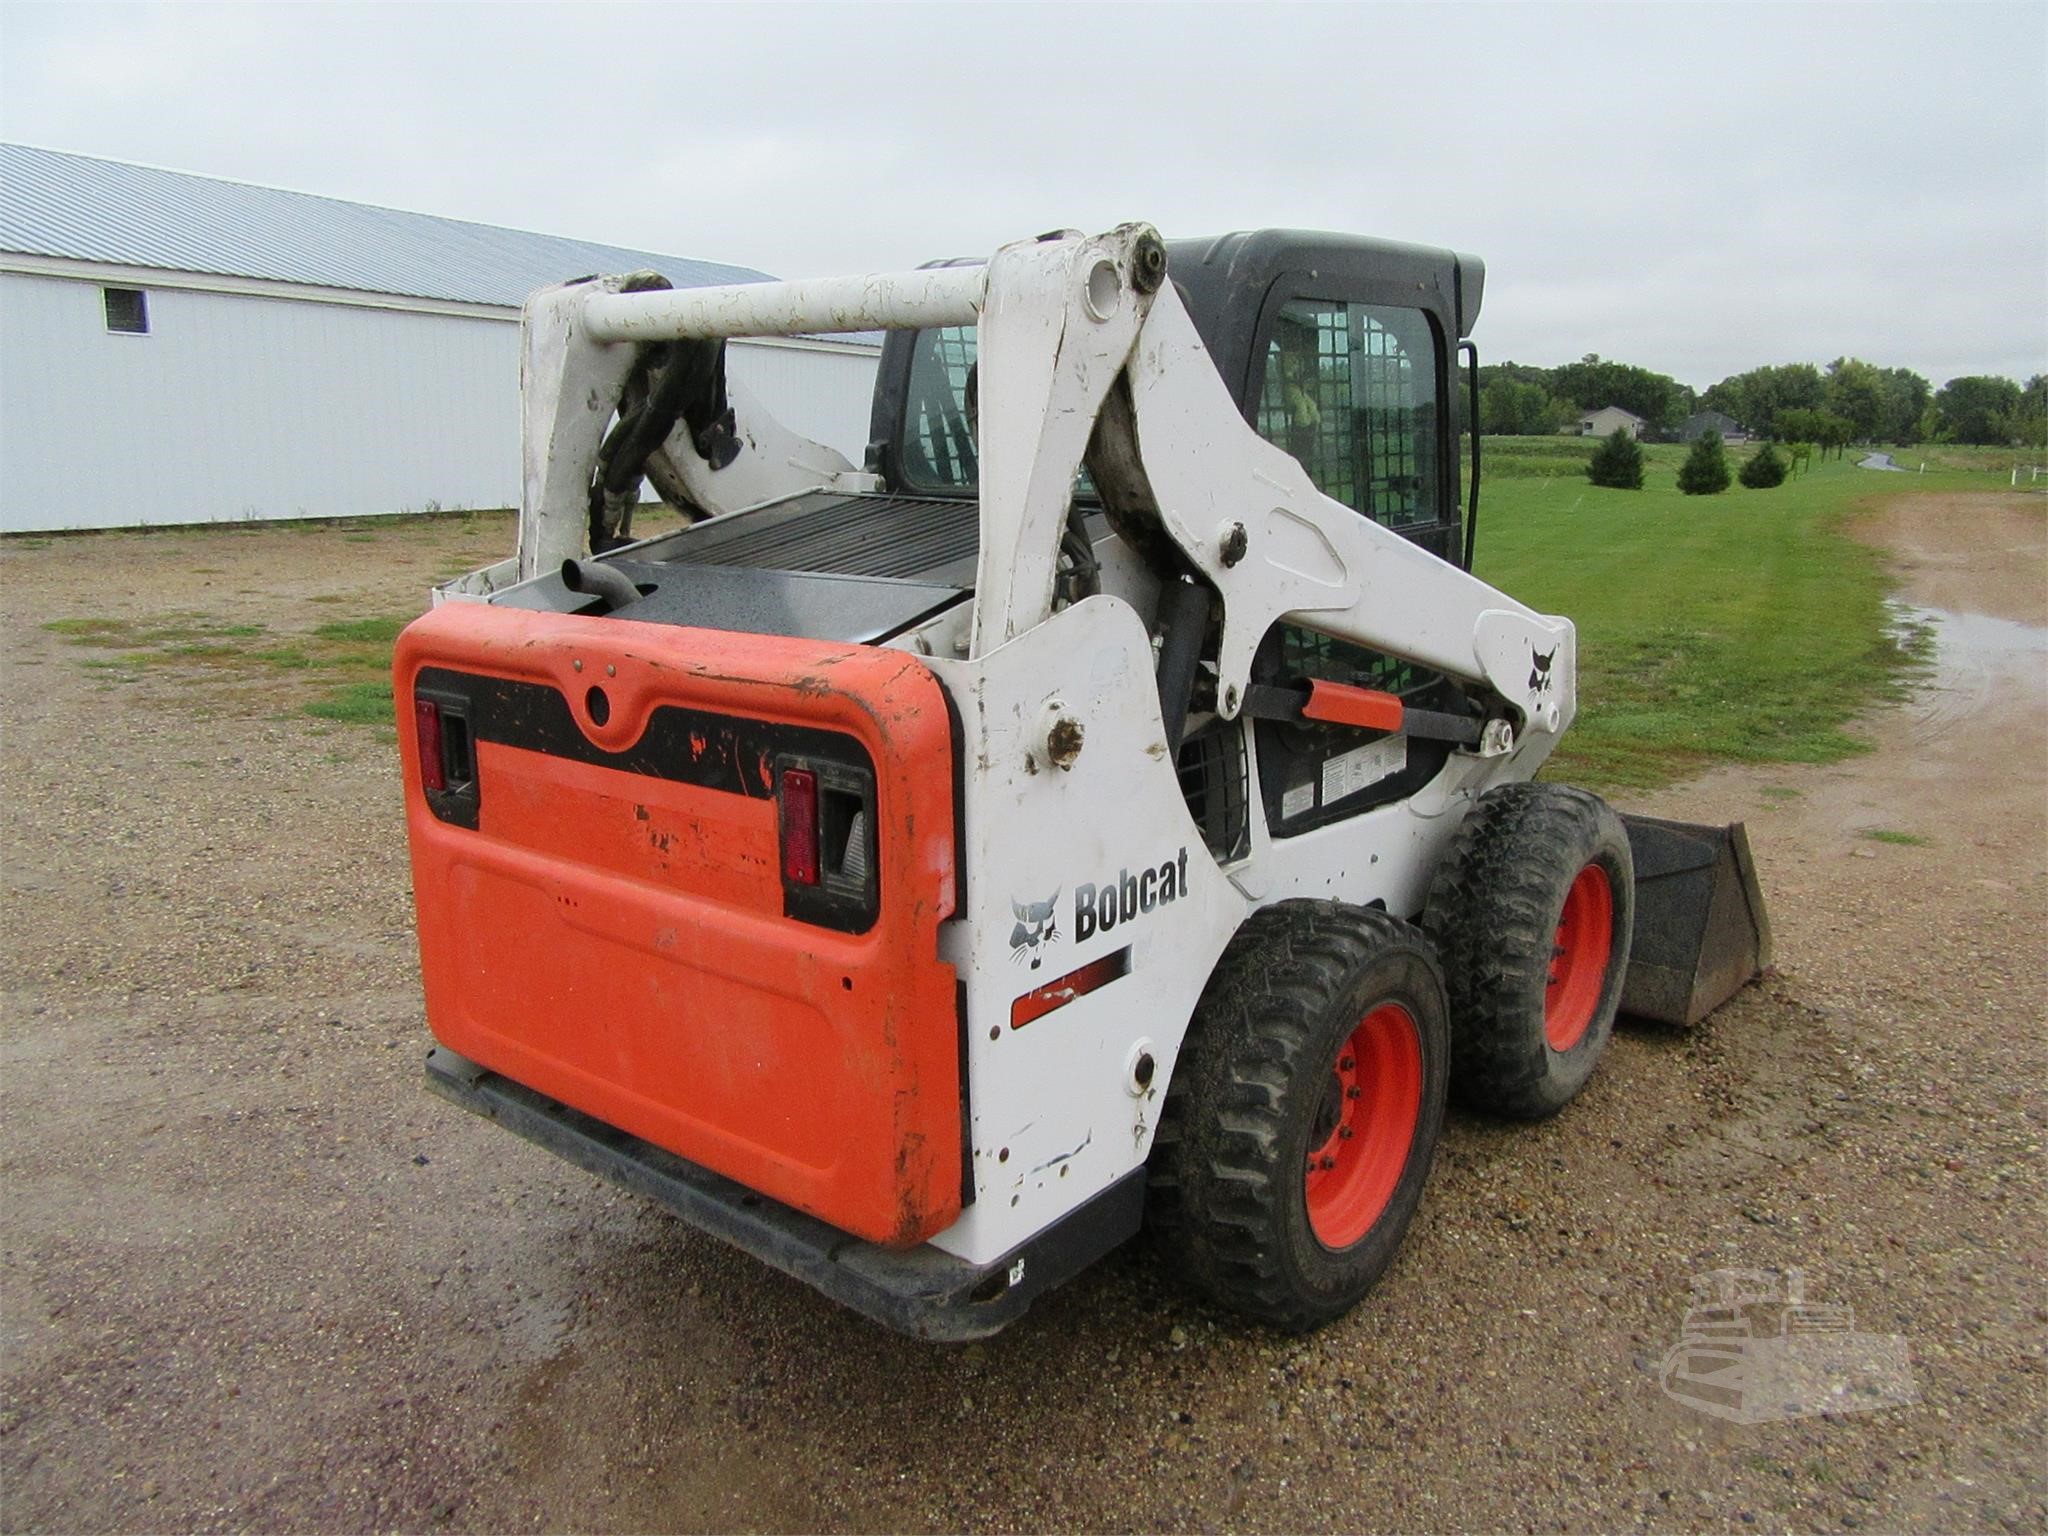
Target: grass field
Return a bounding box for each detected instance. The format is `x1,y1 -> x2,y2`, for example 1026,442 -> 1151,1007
1469,435 -> 1693,480
1469,441 -> 1987,790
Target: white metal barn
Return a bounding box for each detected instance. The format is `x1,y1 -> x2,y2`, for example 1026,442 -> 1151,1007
0,144 -> 880,534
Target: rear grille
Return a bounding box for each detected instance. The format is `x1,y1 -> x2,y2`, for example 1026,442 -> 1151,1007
658,493 -> 978,583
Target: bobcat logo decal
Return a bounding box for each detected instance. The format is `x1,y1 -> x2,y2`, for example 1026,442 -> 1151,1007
1529,644 -> 1558,695
1010,891 -> 1061,970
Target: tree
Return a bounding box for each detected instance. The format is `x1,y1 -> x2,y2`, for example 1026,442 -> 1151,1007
1702,363 -> 1825,439
1876,367 -> 1931,444
1481,376 -> 1572,436
1677,432 -> 1732,495
2017,375 -> 2048,451
1825,359 -> 1931,445
1824,357 -> 1885,441
1779,408 -> 1855,459
1932,376 -> 2024,445
1738,443 -> 1789,489
1550,354 -> 1687,429
1815,412 -> 1856,459
1586,426 -> 1646,488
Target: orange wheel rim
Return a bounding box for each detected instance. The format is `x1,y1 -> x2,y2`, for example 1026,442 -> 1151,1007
1545,863 -> 1615,1051
1304,1003 -> 1423,1249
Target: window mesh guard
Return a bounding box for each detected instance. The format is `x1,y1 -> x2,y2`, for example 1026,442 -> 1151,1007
1255,302 -> 1434,530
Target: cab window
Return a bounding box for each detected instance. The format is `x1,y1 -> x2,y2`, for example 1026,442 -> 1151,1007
1254,300 -> 1440,529
900,325 -> 979,491
897,324 -> 1097,499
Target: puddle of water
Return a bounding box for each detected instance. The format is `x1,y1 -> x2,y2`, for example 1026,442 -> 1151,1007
1890,602 -> 2048,737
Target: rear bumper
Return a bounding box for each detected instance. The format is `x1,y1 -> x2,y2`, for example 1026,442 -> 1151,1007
425,1047 -> 1144,1342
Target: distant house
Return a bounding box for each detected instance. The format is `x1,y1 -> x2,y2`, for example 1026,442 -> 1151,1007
1566,406 -> 1647,439
1679,410 -> 1749,443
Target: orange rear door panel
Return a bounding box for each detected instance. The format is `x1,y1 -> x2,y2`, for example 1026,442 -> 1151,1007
395,603 -> 961,1247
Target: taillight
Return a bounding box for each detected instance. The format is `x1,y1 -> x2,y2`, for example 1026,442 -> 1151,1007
780,767 -> 820,885
777,754 -> 876,930
415,699 -> 446,792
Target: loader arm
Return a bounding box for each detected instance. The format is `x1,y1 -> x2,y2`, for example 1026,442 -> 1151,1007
493,224 -> 1572,749
1101,278 -> 1574,743
958,226 -> 1573,753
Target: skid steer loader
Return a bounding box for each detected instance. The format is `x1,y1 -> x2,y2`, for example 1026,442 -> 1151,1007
396,223 -> 1769,1339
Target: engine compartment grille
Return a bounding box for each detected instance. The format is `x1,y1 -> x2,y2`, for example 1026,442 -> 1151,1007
639,492 -> 979,586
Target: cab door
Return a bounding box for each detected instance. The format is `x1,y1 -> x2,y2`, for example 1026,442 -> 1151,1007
1246,291 -> 1460,564
1241,288 -> 1471,836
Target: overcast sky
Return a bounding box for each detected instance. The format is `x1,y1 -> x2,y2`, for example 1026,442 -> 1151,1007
3,1 -> 2042,389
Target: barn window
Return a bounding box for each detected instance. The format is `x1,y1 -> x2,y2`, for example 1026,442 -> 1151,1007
103,287 -> 149,335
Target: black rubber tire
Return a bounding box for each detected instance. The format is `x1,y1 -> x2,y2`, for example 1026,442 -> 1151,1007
1422,781 -> 1635,1121
1147,900 -> 1450,1332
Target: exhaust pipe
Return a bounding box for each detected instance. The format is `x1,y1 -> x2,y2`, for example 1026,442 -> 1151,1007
561,558 -> 643,613
1620,815 -> 1773,1027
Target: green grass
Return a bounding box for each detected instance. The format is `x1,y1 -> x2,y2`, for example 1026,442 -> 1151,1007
311,616 -> 408,645
1859,828 -> 1930,847
42,616 -> 130,637
1475,434 -> 1833,483
304,681 -> 394,724
1470,435 -> 1690,481
1473,455 -> 1950,791
39,615 -> 268,649
43,604 -> 414,732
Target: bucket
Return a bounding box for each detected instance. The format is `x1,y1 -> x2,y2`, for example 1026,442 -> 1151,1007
1620,815 -> 1773,1027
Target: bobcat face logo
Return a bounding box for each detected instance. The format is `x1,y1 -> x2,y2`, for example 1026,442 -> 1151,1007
1010,891 -> 1061,969
1529,644 -> 1558,695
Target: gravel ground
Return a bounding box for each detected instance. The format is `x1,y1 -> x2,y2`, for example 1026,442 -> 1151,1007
2,495 -> 2042,1534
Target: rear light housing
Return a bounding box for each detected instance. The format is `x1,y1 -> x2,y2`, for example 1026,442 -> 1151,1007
777,754 -> 879,932
412,687 -> 478,829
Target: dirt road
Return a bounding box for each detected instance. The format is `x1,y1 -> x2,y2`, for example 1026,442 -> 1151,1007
2,494 -> 2042,1533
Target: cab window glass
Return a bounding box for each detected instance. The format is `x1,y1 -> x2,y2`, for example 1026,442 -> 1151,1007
897,324 -> 1094,498
900,325 -> 979,491
1255,301 -> 1440,529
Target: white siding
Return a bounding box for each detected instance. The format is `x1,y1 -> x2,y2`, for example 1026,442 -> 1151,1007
1,273 -> 518,531
0,271 -> 879,534
726,341 -> 879,469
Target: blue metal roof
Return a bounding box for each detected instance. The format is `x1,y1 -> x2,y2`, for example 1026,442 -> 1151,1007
0,142 -> 776,307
